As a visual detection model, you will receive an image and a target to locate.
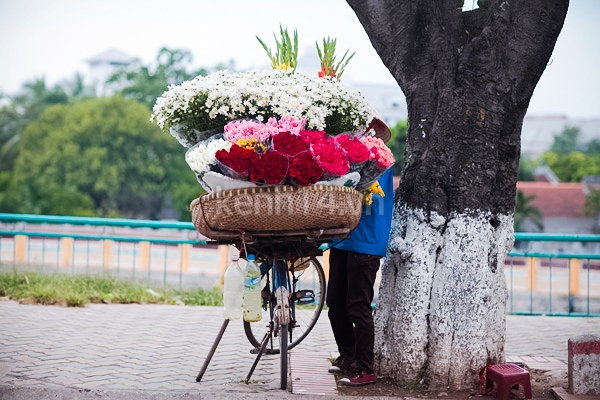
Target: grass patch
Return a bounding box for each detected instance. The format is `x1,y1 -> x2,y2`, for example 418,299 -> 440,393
0,270 -> 222,307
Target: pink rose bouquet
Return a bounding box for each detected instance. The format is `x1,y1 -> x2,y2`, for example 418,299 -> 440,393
224,119 -> 278,144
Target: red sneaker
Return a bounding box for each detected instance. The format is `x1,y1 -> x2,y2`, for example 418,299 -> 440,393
339,370 -> 377,386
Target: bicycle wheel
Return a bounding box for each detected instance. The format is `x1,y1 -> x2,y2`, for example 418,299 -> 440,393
244,257 -> 326,352
279,323 -> 288,390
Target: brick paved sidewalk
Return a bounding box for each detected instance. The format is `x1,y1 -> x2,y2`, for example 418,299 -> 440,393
1,300 -> 599,399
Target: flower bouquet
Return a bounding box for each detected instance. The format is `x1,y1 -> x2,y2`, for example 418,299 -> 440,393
152,27 -> 395,237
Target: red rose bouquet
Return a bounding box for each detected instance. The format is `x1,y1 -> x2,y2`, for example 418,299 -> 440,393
334,134 -> 370,171
249,150 -> 289,184
215,144 -> 260,178
288,151 -> 323,186
311,138 -> 350,177
299,129 -> 326,144
272,131 -> 310,156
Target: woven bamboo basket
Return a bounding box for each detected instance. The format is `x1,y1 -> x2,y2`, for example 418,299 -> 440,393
190,185 -> 363,239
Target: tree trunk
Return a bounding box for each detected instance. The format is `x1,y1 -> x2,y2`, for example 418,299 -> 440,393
347,0 -> 569,390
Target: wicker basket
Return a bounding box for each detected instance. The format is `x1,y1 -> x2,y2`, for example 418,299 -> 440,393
190,185 -> 363,239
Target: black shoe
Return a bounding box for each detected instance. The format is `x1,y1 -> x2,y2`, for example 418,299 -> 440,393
328,355 -> 353,374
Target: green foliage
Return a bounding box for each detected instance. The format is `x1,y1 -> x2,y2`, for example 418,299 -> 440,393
388,119 -> 407,175
514,190 -> 543,232
106,47 -> 230,109
0,78 -> 70,171
584,189 -> 600,217
539,126 -> 600,182
518,156 -> 536,181
8,96 -> 197,218
541,151 -> 600,182
0,270 -> 222,307
256,25 -> 299,71
549,126 -> 580,154
316,37 -> 355,79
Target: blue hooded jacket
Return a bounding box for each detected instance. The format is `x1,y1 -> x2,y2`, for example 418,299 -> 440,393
332,168 -> 394,257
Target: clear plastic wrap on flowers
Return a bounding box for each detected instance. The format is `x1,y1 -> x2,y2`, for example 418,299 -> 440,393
170,124 -> 223,148
216,161 -> 250,180
355,161 -> 387,192
185,135 -> 232,191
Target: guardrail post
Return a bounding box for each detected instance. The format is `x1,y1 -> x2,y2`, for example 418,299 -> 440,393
140,241 -> 150,269
570,258 -> 580,296
103,240 -> 111,268
526,257 -> 538,291
15,235 -> 27,263
181,244 -> 190,272
61,237 -> 73,267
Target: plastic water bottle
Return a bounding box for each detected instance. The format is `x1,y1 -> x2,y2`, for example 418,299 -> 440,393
243,254 -> 262,322
223,254 -> 243,320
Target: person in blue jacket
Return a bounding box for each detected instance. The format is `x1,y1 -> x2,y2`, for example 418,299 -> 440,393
326,163 -> 394,386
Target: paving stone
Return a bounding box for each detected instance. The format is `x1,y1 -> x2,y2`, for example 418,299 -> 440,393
2,301 -> 600,397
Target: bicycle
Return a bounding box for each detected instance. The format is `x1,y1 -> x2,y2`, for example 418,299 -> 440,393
212,228 -> 348,390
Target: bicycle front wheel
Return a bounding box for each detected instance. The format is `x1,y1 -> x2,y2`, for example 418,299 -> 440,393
244,256 -> 326,352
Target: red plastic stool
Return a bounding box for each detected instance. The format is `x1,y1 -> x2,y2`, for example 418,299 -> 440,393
482,363 -> 532,400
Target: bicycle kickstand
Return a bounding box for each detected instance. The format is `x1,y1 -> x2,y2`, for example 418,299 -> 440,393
245,330 -> 272,384
196,319 -> 230,382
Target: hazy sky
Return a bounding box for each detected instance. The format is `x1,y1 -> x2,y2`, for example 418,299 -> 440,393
0,0 -> 598,119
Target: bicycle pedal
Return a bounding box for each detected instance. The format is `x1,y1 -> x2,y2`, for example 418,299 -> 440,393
250,347 -> 278,355
293,289 -> 315,304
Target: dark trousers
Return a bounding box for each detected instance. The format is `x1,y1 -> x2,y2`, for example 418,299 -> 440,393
326,247 -> 380,373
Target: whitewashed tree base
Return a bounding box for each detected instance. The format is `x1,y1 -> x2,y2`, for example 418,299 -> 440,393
375,203 -> 514,390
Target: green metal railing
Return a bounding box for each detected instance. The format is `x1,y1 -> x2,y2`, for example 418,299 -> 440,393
0,213 -> 214,289
508,232 -> 600,317
1,213 -> 599,316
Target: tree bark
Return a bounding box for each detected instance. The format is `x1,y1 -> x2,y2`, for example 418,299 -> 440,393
347,0 -> 569,390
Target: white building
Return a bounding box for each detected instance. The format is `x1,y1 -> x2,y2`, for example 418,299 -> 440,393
85,48 -> 137,96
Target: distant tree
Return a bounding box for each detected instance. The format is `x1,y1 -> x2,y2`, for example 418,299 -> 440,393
0,78 -> 69,171
584,189 -> 600,217
60,72 -> 97,100
514,190 -> 543,231
388,119 -> 407,175
542,152 -> 600,182
550,126 -> 580,154
584,139 -> 600,155
8,96 -> 197,218
106,47 -> 235,108
518,156 -> 536,181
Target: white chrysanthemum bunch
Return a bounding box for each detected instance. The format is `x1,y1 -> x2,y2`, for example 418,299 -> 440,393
151,70 -> 377,148
185,137 -> 232,175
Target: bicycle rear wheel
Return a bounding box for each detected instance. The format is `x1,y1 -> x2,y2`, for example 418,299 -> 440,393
244,257 -> 326,353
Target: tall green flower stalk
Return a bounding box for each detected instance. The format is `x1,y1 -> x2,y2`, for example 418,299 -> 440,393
256,25 -> 298,72
316,37 -> 355,79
